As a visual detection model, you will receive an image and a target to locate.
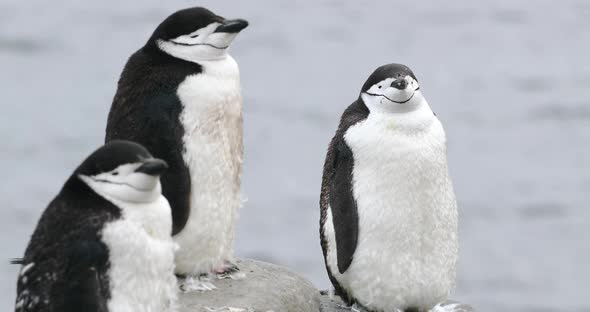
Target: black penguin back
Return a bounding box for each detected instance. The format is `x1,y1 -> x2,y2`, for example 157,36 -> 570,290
16,175 -> 120,312
105,47 -> 201,235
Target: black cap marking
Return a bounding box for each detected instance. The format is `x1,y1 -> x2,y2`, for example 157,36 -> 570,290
74,140 -> 153,177
360,63 -> 418,93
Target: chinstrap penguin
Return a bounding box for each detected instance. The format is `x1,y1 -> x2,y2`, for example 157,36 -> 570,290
319,64 -> 458,312
15,140 -> 177,312
105,7 -> 248,283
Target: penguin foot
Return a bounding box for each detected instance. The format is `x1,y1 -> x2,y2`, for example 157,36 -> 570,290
350,303 -> 371,312
215,261 -> 245,280
204,307 -> 254,312
214,260 -> 239,274
429,301 -> 473,312
178,273 -> 217,293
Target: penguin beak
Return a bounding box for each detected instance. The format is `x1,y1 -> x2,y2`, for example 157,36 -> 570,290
390,78 -> 408,90
135,159 -> 168,176
214,19 -> 249,33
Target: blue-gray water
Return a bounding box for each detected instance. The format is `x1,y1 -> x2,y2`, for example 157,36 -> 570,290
1,1 -> 589,311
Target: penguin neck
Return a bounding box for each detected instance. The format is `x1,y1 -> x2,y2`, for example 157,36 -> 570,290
364,98 -> 436,133
75,174 -> 168,232
96,191 -> 171,239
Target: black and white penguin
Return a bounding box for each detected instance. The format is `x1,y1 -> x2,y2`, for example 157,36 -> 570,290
15,140 -> 177,312
104,7 -> 248,282
319,64 -> 458,312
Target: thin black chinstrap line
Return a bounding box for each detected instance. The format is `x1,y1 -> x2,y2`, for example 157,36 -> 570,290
365,87 -> 419,104
170,40 -> 228,50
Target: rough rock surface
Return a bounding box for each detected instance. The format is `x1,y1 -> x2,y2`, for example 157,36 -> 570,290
178,259 -> 320,312
178,258 -> 473,312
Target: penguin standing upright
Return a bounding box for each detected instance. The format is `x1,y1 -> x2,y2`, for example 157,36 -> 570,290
105,7 -> 248,280
320,64 -> 458,312
15,140 -> 177,312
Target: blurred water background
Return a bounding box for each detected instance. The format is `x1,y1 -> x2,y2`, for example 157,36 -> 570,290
1,0 -> 589,311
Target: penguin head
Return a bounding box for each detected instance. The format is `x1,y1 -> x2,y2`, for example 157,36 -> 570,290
76,140 -> 168,204
150,7 -> 248,62
360,63 -> 425,114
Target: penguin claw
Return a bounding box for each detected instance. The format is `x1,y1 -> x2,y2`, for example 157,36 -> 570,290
349,304 -> 363,312
350,303 -> 372,312
429,301 -> 474,312
215,261 -> 245,280
215,260 -> 239,273
178,274 -> 217,293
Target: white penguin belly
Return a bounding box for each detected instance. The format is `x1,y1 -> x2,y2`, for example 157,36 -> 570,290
101,196 -> 177,312
326,114 -> 458,311
174,56 -> 243,274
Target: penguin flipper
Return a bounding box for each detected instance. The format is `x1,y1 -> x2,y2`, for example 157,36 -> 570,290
53,240 -> 109,312
329,138 -> 359,274
15,240 -> 108,312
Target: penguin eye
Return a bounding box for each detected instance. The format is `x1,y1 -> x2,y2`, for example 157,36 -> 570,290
112,172 -> 119,176
190,34 -> 199,38
378,85 -> 382,89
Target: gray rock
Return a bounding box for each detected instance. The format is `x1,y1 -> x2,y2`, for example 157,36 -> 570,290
178,259 -> 320,312
177,258 -> 474,312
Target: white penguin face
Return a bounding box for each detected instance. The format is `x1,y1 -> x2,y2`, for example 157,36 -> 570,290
79,160 -> 166,204
361,75 -> 425,114
157,21 -> 243,62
